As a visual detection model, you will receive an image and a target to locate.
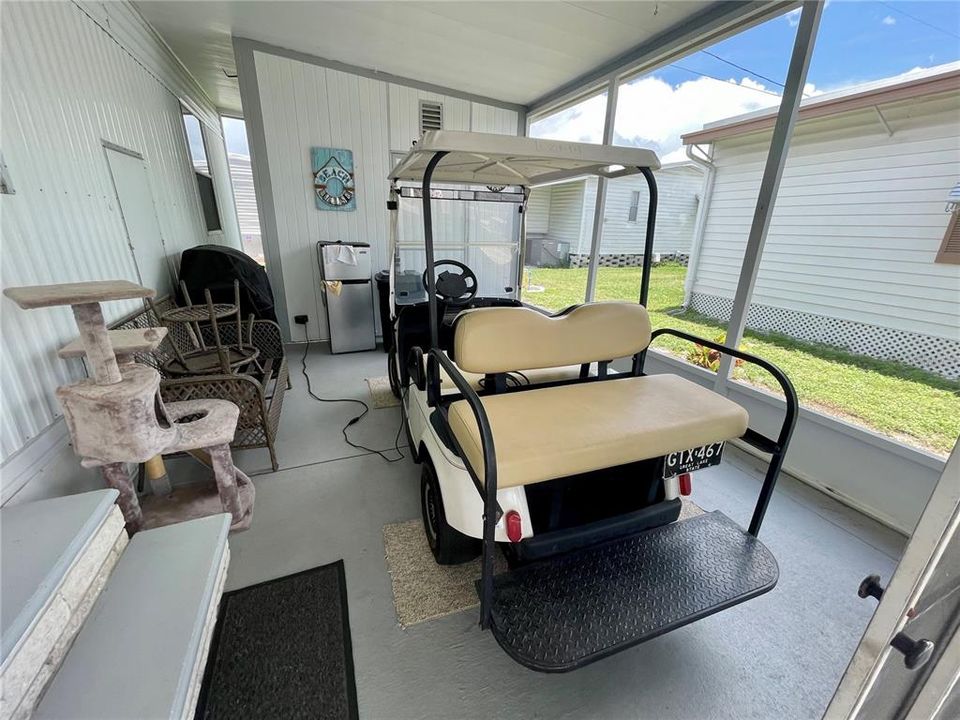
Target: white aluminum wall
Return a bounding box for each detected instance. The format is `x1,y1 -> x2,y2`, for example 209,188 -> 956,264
0,1 -> 234,467
691,91 -> 960,342
252,50 -> 519,340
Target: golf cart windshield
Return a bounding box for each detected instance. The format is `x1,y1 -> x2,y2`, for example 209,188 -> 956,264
392,182 -> 525,306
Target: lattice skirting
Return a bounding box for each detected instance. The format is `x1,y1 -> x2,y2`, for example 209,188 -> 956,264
568,253 -> 690,268
689,292 -> 960,379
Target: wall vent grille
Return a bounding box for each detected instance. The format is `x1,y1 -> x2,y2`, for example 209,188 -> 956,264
419,101 -> 443,134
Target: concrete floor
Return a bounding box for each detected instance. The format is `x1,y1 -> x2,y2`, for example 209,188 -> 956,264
172,344 -> 906,720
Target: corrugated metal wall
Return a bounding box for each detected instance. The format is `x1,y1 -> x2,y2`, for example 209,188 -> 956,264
0,1 -> 232,463
692,91 -> 960,340
581,165 -> 704,254
253,49 -> 519,340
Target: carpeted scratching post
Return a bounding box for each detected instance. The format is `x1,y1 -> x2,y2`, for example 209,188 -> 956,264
4,280 -> 255,534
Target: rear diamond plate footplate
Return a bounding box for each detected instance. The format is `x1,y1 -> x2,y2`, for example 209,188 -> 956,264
484,511 -> 778,672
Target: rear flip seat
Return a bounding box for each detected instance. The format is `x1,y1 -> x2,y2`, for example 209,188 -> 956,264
448,373 -> 747,488
444,302 -> 749,487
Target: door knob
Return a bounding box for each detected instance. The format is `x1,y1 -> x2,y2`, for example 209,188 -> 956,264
858,574 -> 884,601
890,632 -> 934,670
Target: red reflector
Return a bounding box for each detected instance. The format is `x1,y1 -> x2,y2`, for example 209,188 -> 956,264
678,473 -> 692,496
505,510 -> 523,543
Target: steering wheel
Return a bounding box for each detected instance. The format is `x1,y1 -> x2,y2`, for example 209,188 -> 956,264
422,260 -> 478,306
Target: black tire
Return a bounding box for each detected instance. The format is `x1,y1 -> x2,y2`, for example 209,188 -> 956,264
421,459 -> 480,565
387,347 -> 402,399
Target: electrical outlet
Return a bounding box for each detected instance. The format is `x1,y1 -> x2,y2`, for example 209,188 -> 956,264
294,314 -> 309,325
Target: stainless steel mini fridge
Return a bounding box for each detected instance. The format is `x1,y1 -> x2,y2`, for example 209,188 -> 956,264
318,241 -> 376,353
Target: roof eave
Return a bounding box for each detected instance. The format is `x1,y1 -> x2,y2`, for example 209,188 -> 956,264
681,68 -> 960,145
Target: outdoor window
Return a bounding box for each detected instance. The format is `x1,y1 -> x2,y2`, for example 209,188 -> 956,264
627,191 -> 640,222
525,91 -> 607,311
181,111 -> 209,175
728,2 -> 960,458
222,117 -> 265,265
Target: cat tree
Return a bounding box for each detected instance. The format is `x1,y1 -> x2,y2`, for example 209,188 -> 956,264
4,280 -> 255,533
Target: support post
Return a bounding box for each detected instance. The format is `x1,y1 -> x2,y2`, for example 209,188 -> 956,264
71,303 -> 121,384
715,0 -> 823,391
584,78 -> 619,302
422,151 -> 448,350
101,462 -> 143,535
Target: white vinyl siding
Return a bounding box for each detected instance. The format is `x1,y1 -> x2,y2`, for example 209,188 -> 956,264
691,91 -> 960,341
572,165 -> 704,255
544,181 -> 587,251
527,188 -> 552,234
0,1 -> 233,463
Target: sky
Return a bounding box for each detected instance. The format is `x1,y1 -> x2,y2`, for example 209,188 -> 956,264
223,116 -> 251,158
530,0 -> 960,163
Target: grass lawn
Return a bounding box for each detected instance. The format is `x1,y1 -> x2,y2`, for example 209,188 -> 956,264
523,264 -> 960,456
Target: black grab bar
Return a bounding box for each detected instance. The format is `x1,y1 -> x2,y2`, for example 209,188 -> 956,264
428,348 -> 501,628
644,328 -> 799,536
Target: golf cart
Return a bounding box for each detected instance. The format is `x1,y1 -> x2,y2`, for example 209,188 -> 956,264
385,131 -> 798,672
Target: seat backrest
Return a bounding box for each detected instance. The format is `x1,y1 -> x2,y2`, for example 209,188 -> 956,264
452,302 -> 652,374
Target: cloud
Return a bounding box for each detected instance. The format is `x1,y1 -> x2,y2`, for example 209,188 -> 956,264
785,8 -> 801,26
882,15 -> 896,25
531,74 -> 783,164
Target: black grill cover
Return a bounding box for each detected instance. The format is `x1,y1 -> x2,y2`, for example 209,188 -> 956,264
178,245 -> 277,323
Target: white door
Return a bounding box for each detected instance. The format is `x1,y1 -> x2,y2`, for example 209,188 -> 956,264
105,145 -> 173,295
825,440 -> 960,719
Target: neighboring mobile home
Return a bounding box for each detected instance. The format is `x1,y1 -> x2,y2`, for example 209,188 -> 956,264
682,63 -> 960,378
527,162 -> 704,266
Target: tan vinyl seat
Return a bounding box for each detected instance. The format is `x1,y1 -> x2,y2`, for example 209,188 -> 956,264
447,374 -> 749,489
444,302 -> 748,489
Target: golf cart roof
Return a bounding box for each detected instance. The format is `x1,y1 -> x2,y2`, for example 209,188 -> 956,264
389,131 -> 660,187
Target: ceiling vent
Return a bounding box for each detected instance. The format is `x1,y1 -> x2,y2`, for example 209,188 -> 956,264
419,101 -> 443,134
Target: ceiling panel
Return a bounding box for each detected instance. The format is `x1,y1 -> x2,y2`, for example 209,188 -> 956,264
135,1 -> 717,113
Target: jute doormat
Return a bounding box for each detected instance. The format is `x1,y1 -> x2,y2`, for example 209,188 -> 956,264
365,376 -> 400,409
383,500 -> 704,628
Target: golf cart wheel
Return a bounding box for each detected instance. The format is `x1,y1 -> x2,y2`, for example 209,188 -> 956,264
387,347 -> 402,399
421,459 -> 480,565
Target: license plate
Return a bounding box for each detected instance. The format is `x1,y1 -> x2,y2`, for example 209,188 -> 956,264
662,442 -> 725,479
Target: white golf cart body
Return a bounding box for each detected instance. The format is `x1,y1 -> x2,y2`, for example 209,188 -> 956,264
388,132 -> 666,541
385,131 -> 798,672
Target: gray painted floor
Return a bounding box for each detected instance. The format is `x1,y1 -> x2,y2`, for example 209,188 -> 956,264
172,345 -> 906,720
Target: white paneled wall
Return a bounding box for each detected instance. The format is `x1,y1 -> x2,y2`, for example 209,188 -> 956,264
252,50 -> 519,340
0,2 -> 231,464
691,92 -> 960,341
255,51 -> 392,341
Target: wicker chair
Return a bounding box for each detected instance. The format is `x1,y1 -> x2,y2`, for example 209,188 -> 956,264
110,296 -> 288,470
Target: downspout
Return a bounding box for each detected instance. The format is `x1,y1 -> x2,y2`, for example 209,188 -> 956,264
682,142 -> 717,309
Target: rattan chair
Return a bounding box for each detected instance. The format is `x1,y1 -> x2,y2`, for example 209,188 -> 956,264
110,296 -> 288,470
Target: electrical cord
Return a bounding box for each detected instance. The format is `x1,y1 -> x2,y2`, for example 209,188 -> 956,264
299,325 -> 404,463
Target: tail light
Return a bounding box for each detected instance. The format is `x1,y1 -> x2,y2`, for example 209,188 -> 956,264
505,510 -> 523,543
678,473 -> 692,496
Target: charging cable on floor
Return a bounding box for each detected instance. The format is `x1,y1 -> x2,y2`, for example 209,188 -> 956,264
298,322 -> 404,463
